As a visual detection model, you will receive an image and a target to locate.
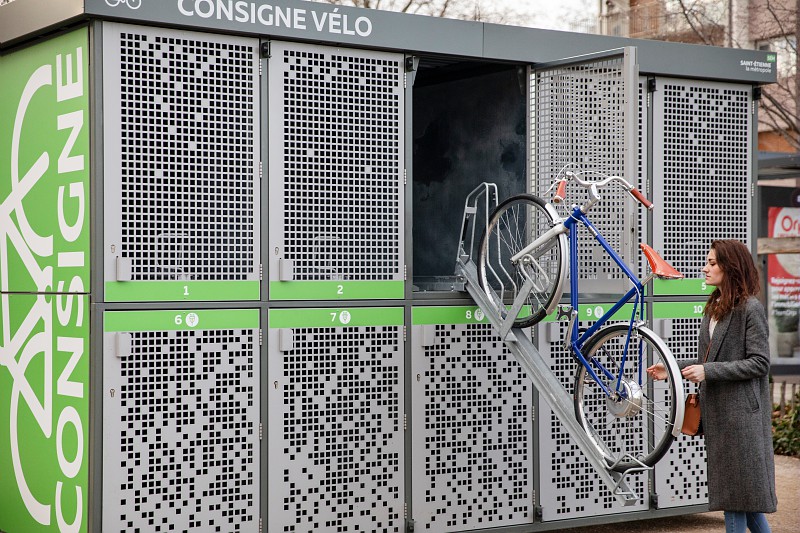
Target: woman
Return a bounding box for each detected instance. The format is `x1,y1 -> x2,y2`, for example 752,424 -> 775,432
648,239 -> 777,533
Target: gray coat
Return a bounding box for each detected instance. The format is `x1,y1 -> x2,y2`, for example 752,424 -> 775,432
684,296 -> 777,513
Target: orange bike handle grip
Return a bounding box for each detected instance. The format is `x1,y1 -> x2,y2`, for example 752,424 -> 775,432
629,187 -> 654,210
552,179 -> 567,204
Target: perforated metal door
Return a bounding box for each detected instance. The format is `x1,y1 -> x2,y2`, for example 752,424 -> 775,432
267,41 -> 405,301
102,309 -> 260,533
267,307 -> 404,532
532,51 -> 644,294
652,304 -> 709,508
652,78 -> 752,296
102,23 -> 260,302
410,306 -> 534,532
535,310 -> 648,520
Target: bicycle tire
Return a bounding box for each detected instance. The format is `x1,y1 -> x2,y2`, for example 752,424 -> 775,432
573,324 -> 679,471
477,194 -> 566,329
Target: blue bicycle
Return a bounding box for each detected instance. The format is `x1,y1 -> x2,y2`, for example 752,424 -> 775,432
477,168 -> 685,470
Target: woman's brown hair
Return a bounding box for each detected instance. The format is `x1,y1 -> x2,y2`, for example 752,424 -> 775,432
704,239 -> 760,320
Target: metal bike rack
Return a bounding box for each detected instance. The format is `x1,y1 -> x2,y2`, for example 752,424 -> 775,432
454,183 -> 649,506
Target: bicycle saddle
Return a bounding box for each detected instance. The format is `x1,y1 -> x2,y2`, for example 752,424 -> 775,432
639,243 -> 684,279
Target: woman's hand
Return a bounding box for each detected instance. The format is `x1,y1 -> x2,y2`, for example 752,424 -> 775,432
646,363 -> 667,381
681,364 -> 706,383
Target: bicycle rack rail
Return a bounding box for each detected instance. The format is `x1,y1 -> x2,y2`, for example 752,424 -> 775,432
454,183 -> 649,506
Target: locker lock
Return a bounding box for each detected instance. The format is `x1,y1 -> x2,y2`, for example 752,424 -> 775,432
110,388 -> 116,398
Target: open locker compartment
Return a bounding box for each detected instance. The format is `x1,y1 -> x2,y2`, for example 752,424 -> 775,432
412,48 -> 647,299
411,57 -> 530,293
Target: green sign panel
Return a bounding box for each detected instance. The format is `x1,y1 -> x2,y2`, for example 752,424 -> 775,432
652,301 -> 706,320
0,29 -> 90,295
0,293 -> 89,533
412,305 -> 499,325
653,278 -> 714,296
269,307 -> 404,328
540,302 -> 640,323
269,280 -> 404,301
104,308 -> 260,332
105,280 -> 260,302
0,29 -> 91,533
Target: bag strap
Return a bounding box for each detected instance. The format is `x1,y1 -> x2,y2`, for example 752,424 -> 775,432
702,341 -> 711,364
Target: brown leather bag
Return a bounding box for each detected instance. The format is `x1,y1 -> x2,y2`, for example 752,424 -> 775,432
681,343 -> 711,437
681,393 -> 702,436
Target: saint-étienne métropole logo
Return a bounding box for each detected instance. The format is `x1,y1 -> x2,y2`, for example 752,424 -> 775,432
0,45 -> 87,531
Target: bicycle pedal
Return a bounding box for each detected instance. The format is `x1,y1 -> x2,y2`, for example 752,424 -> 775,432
556,305 -> 572,321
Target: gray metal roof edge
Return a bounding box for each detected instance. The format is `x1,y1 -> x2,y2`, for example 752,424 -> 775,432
0,0 -> 85,49
482,22 -> 776,84
0,0 -> 779,83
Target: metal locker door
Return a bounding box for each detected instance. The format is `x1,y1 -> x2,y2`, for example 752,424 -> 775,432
532,48 -> 644,295
535,306 -> 649,521
651,302 -> 709,509
266,307 -> 405,532
102,23 -> 261,303
651,77 -> 753,297
410,305 -> 534,532
267,41 -> 406,302
102,309 -> 261,532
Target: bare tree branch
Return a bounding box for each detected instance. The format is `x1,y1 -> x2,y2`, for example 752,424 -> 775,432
674,0 -> 716,45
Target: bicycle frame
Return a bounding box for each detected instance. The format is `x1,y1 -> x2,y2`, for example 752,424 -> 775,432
563,206 -> 647,400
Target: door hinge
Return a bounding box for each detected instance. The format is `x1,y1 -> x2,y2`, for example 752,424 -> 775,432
403,168 -> 407,185
259,422 -> 263,440
259,328 -> 263,346
403,413 -> 407,431
260,41 -> 270,59
403,264 -> 407,281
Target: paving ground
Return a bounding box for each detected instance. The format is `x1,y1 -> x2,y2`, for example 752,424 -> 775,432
555,454 -> 799,533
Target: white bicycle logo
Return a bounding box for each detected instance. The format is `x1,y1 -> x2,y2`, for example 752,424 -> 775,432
105,0 -> 142,9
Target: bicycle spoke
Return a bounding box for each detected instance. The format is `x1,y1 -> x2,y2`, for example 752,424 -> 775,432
574,324 -> 679,471
478,195 -> 566,329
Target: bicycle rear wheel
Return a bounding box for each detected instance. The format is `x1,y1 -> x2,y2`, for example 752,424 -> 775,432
573,324 -> 679,471
477,194 -> 566,329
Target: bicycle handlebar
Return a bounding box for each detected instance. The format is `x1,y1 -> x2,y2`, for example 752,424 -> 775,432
628,187 -> 653,210
552,178 -> 568,204
552,171 -> 655,211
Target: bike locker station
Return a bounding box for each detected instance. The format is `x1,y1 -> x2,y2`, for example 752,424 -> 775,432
0,1 -> 775,532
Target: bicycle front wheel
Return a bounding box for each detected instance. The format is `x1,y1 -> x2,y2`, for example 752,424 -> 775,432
574,324 -> 679,471
477,194 -> 566,329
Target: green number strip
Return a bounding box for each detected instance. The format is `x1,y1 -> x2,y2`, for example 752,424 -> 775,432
412,306 -> 494,325
105,281 -> 259,302
652,302 -> 706,319
269,307 -> 403,328
104,309 -> 259,332
653,278 -> 712,296
540,303 -> 639,323
269,281 -> 404,300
